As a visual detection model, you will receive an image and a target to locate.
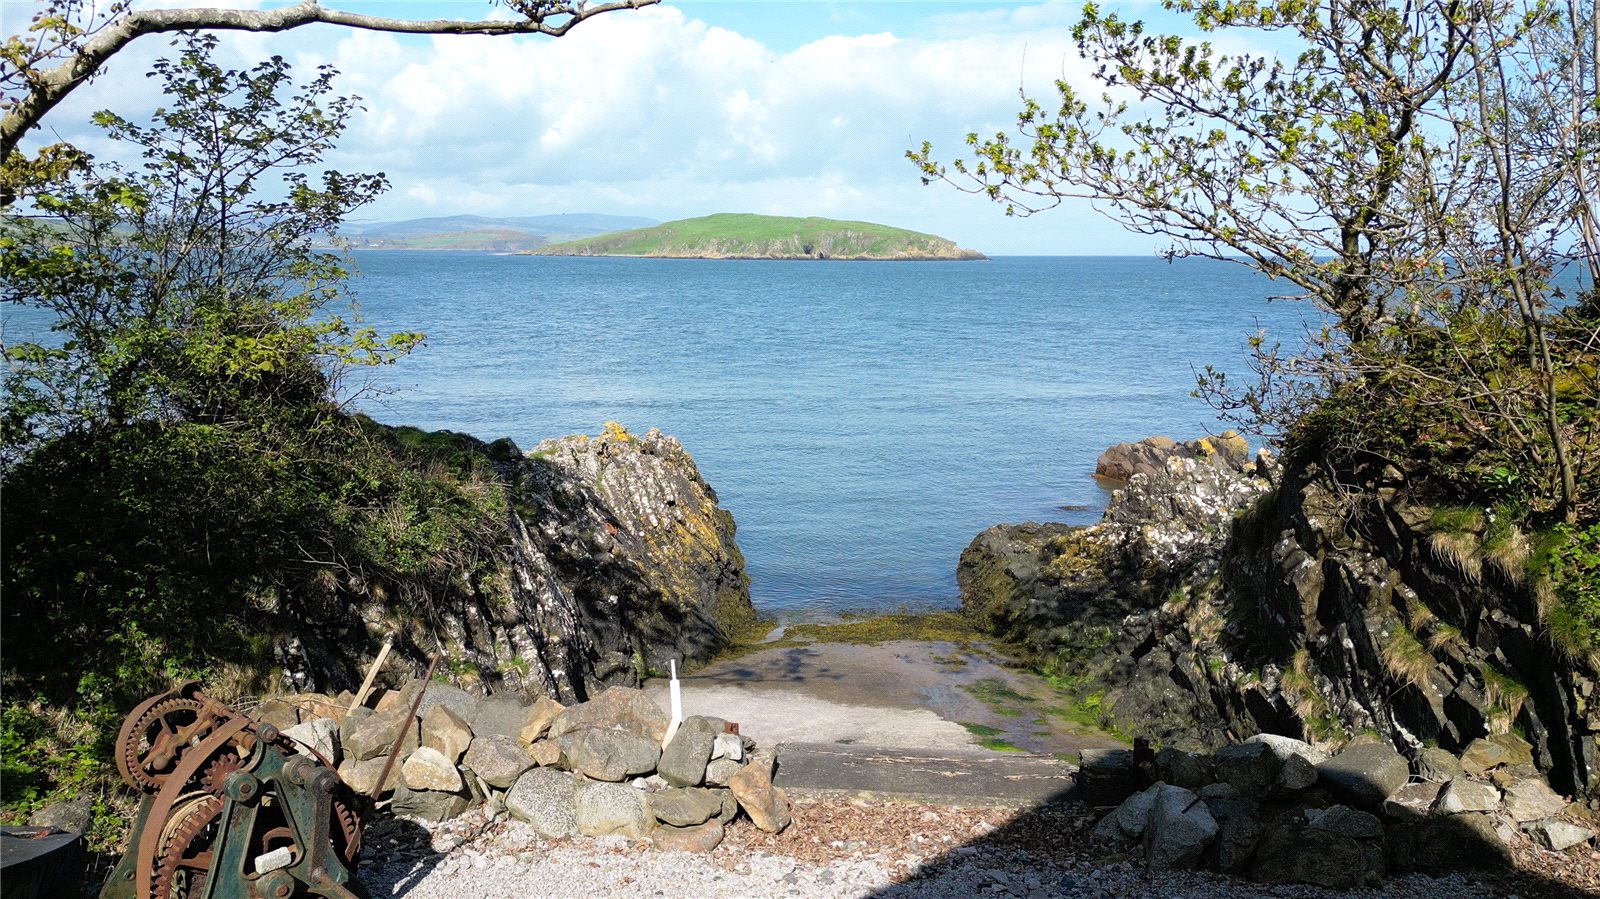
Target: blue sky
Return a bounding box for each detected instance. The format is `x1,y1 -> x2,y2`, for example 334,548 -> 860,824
15,0 -> 1217,254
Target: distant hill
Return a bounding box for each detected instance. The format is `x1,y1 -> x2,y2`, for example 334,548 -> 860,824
335,213 -> 659,251
527,214 -> 985,260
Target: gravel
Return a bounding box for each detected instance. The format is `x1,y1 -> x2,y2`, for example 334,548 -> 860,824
356,797 -> 1594,899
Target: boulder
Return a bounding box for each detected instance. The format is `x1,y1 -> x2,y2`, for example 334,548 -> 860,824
728,752 -> 791,834
1380,782 -> 1440,822
463,734 -> 534,788
1095,433 -> 1250,482
1141,784 -> 1217,870
283,718 -> 340,766
506,768 -> 580,839
1432,778 -> 1501,815
1412,747 -> 1462,783
1524,819 -> 1594,851
651,788 -> 725,827
1250,825 -> 1375,888
1212,742 -> 1281,800
338,706 -> 373,754
415,683 -> 479,724
658,716 -> 723,787
390,784 -> 471,823
568,728 -> 661,783
517,696 -> 565,747
1153,748 -> 1213,790
526,740 -> 564,768
1307,804 -> 1383,839
1501,778 -> 1567,823
401,747 -> 464,793
421,705 -> 473,764
471,692 -> 532,739
1386,814 -> 1512,874
575,781 -> 654,839
1200,796 -> 1263,874
548,687 -> 671,743
344,707 -> 418,763
1098,785 -> 1160,839
27,797 -> 92,835
253,698 -> 302,731
1317,743 -> 1409,807
289,692 -> 346,725
337,757 -> 400,797
651,820 -> 725,853
1460,733 -> 1534,777
711,732 -> 743,762
704,758 -> 742,787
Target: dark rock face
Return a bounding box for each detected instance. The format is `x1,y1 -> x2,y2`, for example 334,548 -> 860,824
961,443 -> 1599,798
277,424 -> 754,705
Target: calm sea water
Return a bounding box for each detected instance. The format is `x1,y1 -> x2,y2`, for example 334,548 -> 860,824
340,253 -> 1309,618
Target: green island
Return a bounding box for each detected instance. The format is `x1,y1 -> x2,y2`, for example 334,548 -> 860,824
526,213 -> 985,260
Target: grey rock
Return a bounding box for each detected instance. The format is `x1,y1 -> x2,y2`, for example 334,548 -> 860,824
1250,824 -> 1375,888
1201,796 -> 1263,874
1460,733 -> 1534,776
1386,814 -> 1512,874
1501,778 -> 1568,823
1381,782 -> 1441,821
568,728 -> 661,782
1432,778 -> 1501,815
391,784 -> 470,823
421,705 -> 473,764
471,692 -> 532,739
1197,782 -> 1242,800
1308,804 -> 1384,839
283,717 -> 340,766
27,797 -> 92,835
1213,742 -> 1281,800
651,787 -> 725,827
1524,818 -> 1594,851
462,733 -> 534,788
548,686 -> 671,743
506,768 -> 580,838
1141,784 -> 1217,870
658,716 -> 722,787
337,757 -> 401,797
576,781 -> 654,839
401,747 -> 464,793
711,732 -> 743,762
416,683 -> 479,724
1153,747 -> 1213,790
704,758 -> 742,786
1412,747 -> 1462,783
344,707 -> 418,763
338,706 -> 373,753
1317,742 -> 1409,807
650,820 -> 725,852
1106,784 -> 1161,838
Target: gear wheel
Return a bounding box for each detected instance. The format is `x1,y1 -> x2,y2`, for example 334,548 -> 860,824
152,793 -> 223,899
198,752 -> 243,795
117,697 -> 208,792
332,797 -> 362,868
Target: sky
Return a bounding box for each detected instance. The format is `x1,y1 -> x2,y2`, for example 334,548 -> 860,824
11,0 -> 1214,255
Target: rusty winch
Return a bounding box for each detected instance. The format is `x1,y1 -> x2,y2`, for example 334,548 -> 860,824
101,683 -> 364,899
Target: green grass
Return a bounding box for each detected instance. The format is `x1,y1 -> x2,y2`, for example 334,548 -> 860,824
961,722 -> 1002,737
979,737 -> 1026,752
530,213 -> 983,260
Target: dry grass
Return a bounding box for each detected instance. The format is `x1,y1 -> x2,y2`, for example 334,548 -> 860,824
1380,624 -> 1434,690
1480,663 -> 1529,735
1425,622 -> 1466,653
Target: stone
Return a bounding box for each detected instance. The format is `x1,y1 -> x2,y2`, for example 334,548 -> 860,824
1308,804 -> 1383,839
1212,742 -> 1281,800
421,705 -> 473,764
344,707 -> 418,763
27,797 -> 92,835
462,733 -> 533,788
1381,782 -> 1441,821
728,752 -> 791,833
651,820 -> 725,853
1460,733 -> 1534,776
1432,778 -> 1501,815
1412,747 -> 1462,783
658,716 -> 722,787
338,757 -> 401,796
338,706 -> 373,753
568,728 -> 661,783
506,768 -> 580,839
401,747 -> 464,793
1197,782 -> 1241,800
253,698 -> 302,731
1153,748 -> 1213,790
391,784 -> 470,823
1317,742 -> 1409,807
704,758 -> 742,786
1386,814 -> 1512,874
416,683 -> 479,724
526,739 -> 564,768
282,718 -> 340,766
1104,785 -> 1161,838
1141,784 -> 1217,870
1201,796 -> 1263,874
548,686 -> 671,743
471,692 -> 532,739
1502,778 -> 1568,823
651,788 -> 725,827
1524,819 -> 1594,851
711,732 -> 743,762
575,781 -> 654,839
1250,825 -> 1374,889
517,696 -> 565,747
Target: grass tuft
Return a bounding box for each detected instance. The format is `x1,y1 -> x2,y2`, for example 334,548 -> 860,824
1380,623 -> 1434,690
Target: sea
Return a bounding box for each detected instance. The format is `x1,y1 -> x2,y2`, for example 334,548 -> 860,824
339,253 -> 1312,619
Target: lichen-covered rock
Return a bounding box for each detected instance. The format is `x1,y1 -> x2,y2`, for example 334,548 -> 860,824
549,687 -> 671,743
1461,734 -> 1534,777
415,683 -> 479,724
1524,819 -> 1594,851
567,727 -> 660,782
471,693 -> 532,739
506,768 -> 579,838
651,788 -> 726,827
401,747 -> 464,793
575,781 -> 654,839
421,705 -> 473,764
658,716 -> 722,787
1502,778 -> 1568,823
463,733 -> 533,788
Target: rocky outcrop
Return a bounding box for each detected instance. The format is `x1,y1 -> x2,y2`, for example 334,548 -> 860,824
960,440 -> 1600,801
278,423 -> 753,705
1094,432 -> 1250,483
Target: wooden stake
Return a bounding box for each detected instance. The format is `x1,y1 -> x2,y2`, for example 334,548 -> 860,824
349,638 -> 393,715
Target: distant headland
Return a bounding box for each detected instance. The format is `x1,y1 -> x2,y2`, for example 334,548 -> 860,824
525,213 -> 986,261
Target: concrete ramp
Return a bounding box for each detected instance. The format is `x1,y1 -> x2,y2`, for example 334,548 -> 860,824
773,742 -> 1077,808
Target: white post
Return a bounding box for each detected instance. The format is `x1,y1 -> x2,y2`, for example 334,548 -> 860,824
662,659 -> 683,749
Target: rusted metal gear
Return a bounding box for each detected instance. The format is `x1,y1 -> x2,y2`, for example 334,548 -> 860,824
198,752 -> 243,796
117,697 -> 208,791
152,793 -> 223,899
332,797 -> 362,867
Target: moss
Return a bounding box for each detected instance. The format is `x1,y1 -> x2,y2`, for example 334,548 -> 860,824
785,611 -> 984,645
961,722 -> 1002,737
979,737 -> 1026,752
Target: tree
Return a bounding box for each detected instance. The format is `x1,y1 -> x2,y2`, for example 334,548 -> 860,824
1,0 -> 658,202
911,0 -> 1599,524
